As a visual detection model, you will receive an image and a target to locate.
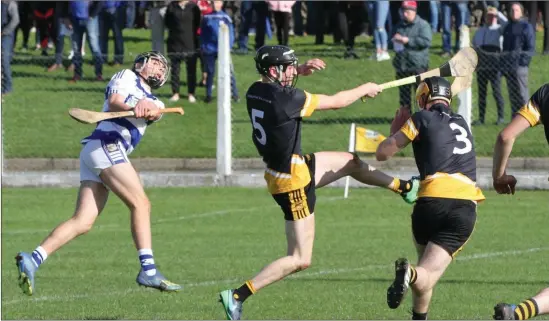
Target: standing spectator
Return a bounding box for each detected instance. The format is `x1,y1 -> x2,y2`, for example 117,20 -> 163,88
472,6 -> 505,125
14,1 -> 32,51
195,0 -> 213,88
267,0 -> 294,46
291,0 -> 305,36
312,1 -> 338,45
148,1 -> 169,53
237,0 -> 269,52
440,0 -> 468,57
524,1 -> 549,54
165,0 -> 200,103
222,1 -> 242,39
502,2 -> 535,117
47,1 -> 71,72
68,0 -> 104,82
429,1 -> 439,32
124,1 -> 136,29
338,1 -> 364,59
100,0 -> 124,66
200,0 -> 239,103
544,2 -> 549,54
392,1 -> 432,110
368,0 -> 391,61
33,2 -> 56,56
1,0 -> 19,96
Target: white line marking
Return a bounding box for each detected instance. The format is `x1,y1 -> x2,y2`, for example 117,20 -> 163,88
3,247 -> 548,306
3,196 -> 346,235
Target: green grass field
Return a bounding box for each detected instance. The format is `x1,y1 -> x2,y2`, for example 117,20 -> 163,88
2,187 -> 548,320
3,29 -> 549,159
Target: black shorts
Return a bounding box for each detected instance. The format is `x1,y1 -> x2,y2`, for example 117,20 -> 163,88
412,197 -> 477,257
272,153 -> 316,221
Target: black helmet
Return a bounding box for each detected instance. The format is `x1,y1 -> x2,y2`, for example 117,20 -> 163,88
254,45 -> 299,88
415,76 -> 452,108
132,51 -> 170,89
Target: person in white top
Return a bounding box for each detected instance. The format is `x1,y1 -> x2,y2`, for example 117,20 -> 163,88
15,51 -> 182,296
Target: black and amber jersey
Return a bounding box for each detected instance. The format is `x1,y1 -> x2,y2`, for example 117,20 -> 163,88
399,104 -> 485,201
246,82 -> 319,194
517,83 -> 549,144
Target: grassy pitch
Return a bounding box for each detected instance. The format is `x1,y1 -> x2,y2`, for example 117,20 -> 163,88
2,187 -> 548,319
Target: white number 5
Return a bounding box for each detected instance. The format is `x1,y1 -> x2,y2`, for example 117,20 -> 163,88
449,123 -> 472,155
252,109 -> 267,145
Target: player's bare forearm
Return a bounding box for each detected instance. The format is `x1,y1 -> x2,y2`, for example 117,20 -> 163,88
376,132 -> 411,161
376,138 -> 398,161
316,83 -> 381,111
492,116 -> 531,179
492,134 -> 514,179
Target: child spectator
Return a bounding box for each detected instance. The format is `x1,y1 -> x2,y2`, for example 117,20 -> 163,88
200,0 -> 239,103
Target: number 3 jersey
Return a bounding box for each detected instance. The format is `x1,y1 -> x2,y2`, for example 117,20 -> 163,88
246,82 -> 319,195
399,104 -> 485,202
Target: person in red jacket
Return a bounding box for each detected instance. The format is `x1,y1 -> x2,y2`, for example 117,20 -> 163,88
33,2 -> 56,56
194,0 -> 212,87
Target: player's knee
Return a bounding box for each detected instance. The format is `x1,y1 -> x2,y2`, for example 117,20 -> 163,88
347,152 -> 362,171
128,195 -> 151,212
72,217 -> 95,235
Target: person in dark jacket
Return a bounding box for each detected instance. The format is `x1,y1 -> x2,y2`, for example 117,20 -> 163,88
1,0 -> 19,95
165,0 -> 201,103
392,1 -> 432,110
14,1 -> 32,51
501,2 -> 535,117
472,6 -> 505,125
200,0 -> 239,103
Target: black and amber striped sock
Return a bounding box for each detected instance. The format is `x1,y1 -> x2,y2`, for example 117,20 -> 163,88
390,178 -> 412,194
233,280 -> 256,303
409,265 -> 418,285
514,298 -> 539,320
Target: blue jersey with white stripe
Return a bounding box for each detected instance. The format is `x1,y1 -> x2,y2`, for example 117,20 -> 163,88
81,69 -> 165,154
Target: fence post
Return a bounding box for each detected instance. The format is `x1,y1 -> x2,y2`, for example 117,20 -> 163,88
216,22 -> 232,179
457,25 -> 473,130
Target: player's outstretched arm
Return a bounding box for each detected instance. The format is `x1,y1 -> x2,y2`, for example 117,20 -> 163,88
492,115 -> 530,194
314,82 -> 382,111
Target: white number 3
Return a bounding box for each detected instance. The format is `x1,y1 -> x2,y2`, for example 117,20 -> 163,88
252,109 -> 267,145
449,123 -> 472,155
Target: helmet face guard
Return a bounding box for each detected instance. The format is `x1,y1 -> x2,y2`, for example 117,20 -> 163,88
255,46 -> 299,89
415,77 -> 452,110
133,51 -> 170,89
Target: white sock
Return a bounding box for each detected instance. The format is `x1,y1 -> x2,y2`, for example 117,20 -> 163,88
138,249 -> 157,276
31,246 -> 48,267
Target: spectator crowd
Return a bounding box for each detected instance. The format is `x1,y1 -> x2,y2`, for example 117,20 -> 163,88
1,0 -> 548,120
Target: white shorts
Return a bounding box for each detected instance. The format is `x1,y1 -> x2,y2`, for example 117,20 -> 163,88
79,139 -> 129,183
